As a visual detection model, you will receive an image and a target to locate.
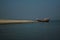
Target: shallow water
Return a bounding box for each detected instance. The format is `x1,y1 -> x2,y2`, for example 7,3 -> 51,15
0,20 -> 60,40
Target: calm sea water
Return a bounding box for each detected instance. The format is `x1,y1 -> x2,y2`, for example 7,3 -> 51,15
0,20 -> 60,40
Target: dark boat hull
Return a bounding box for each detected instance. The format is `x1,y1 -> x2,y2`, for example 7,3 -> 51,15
36,19 -> 49,22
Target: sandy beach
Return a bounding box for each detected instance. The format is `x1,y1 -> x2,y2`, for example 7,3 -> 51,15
0,20 -> 38,24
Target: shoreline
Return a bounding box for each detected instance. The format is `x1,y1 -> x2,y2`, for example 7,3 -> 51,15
0,20 -> 38,24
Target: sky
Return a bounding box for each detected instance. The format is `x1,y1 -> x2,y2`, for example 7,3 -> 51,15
0,0 -> 60,20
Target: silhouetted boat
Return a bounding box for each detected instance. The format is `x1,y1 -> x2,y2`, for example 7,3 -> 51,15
36,18 -> 49,22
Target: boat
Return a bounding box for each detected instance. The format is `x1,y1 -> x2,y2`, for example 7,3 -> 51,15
36,18 -> 49,22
